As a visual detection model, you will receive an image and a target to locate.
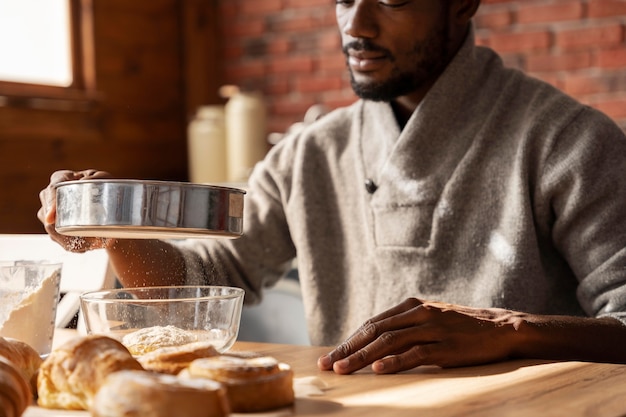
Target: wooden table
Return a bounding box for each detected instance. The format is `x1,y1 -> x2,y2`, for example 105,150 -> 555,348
26,329 -> 626,417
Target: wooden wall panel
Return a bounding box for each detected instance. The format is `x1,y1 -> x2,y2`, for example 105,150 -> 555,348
0,0 -> 220,233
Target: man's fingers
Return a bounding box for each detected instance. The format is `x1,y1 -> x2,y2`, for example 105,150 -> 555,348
49,169 -> 78,184
318,299 -> 428,372
372,344 -> 441,374
366,297 -> 423,323
317,336 -> 364,370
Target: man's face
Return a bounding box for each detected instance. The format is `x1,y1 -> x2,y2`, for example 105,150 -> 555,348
337,0 -> 452,102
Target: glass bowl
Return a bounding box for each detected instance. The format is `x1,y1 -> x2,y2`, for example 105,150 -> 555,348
79,286 -> 244,354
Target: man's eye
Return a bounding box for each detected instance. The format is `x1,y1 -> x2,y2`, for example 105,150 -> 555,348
379,0 -> 409,7
336,0 -> 354,5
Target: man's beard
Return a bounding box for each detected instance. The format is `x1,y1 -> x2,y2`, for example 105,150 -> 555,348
344,19 -> 451,102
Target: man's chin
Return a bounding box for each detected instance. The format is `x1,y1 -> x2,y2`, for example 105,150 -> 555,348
350,74 -> 418,102
351,82 -> 397,102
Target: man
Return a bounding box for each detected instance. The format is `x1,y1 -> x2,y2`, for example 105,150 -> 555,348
39,0 -> 626,374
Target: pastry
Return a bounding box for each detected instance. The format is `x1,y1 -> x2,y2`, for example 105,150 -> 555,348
0,336 -> 42,394
183,355 -> 294,412
122,325 -> 198,355
138,341 -> 219,375
91,370 -> 230,417
37,335 -> 143,410
0,355 -> 32,417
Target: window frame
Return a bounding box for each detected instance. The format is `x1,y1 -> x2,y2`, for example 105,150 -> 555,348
0,0 -> 98,110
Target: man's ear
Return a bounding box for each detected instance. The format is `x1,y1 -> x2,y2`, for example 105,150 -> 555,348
452,0 -> 481,25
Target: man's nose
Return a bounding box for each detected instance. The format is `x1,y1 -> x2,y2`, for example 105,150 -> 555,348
340,2 -> 378,39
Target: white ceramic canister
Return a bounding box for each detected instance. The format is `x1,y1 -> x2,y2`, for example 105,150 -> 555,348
224,88 -> 268,183
187,105 -> 228,184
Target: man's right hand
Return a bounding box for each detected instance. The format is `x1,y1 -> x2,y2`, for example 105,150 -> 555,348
37,169 -> 113,253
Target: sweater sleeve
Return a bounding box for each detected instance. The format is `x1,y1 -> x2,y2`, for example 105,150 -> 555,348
170,140 -> 298,305
540,106 -> 626,324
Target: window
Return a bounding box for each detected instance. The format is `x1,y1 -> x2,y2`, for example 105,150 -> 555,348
0,0 -> 72,86
0,0 -> 96,107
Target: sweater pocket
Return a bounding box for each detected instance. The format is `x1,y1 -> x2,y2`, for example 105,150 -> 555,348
372,202 -> 436,248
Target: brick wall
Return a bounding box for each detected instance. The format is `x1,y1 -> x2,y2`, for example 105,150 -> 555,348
218,0 -> 353,135
476,0 -> 626,130
217,0 -> 626,134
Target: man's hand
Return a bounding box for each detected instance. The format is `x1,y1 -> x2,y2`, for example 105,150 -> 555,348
38,169 -> 113,253
317,298 -> 527,374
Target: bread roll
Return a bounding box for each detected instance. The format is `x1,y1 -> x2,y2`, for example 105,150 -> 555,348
122,325 -> 198,356
184,355 -> 294,412
0,355 -> 31,417
37,335 -> 143,410
138,341 -> 219,375
91,370 -> 230,417
0,336 -> 42,394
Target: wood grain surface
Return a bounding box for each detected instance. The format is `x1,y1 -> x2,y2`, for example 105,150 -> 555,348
26,330 -> 626,417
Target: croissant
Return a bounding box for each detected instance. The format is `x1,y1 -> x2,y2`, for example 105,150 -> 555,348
0,337 -> 42,395
37,335 -> 143,410
0,355 -> 31,417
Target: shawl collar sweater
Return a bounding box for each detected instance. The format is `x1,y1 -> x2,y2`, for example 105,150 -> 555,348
179,30 -> 626,346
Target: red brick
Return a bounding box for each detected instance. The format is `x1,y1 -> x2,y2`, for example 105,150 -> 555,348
588,0 -> 626,18
271,99 -> 318,118
317,31 -> 341,50
474,7 -> 513,29
555,23 -> 624,50
239,0 -> 283,15
267,56 -> 315,74
265,78 -> 291,96
596,47 -> 626,68
526,51 -> 592,72
270,15 -> 318,33
266,38 -> 292,55
488,30 -> 552,54
285,0 -> 331,8
223,61 -> 266,81
294,75 -> 343,94
320,8 -> 339,26
517,1 -> 584,24
317,54 -> 346,73
561,73 -> 612,95
589,96 -> 626,119
221,18 -> 266,38
290,35 -> 322,54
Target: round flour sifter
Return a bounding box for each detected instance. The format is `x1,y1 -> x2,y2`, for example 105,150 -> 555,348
54,179 -> 245,239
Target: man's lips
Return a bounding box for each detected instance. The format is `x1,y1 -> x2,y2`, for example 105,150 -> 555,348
347,51 -> 388,72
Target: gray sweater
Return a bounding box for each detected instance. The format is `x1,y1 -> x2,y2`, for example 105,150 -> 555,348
178,30 -> 626,346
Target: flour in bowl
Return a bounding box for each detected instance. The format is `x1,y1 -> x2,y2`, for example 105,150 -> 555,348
122,325 -> 198,355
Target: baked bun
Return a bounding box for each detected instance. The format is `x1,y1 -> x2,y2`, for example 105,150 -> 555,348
0,336 -> 42,394
138,341 -> 219,375
0,355 -> 32,417
91,370 -> 229,417
37,335 -> 143,410
183,355 -> 294,412
122,325 -> 198,356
